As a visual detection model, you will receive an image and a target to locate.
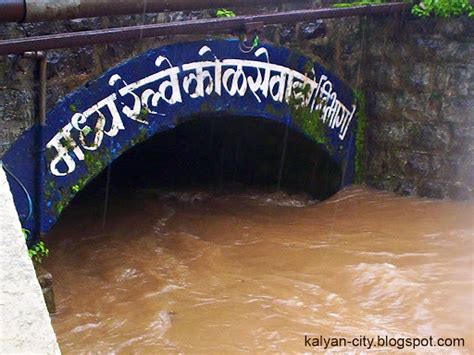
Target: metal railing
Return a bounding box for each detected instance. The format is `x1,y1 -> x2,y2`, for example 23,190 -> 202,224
0,3 -> 410,55
1,0 -> 309,23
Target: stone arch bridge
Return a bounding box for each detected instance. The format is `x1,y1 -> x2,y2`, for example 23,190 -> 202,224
2,39 -> 361,241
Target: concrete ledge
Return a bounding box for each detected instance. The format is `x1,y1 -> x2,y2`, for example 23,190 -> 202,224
0,164 -> 60,354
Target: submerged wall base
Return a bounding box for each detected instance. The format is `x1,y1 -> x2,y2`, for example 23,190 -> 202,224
0,164 -> 60,354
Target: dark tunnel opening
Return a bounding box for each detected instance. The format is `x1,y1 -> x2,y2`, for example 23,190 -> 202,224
74,115 -> 342,204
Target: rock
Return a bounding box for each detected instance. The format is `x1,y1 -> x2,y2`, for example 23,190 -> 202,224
418,181 -> 445,199
0,14 -> 473,201
395,181 -> 416,196
279,25 -> 296,44
442,64 -> 474,98
34,264 -> 56,314
409,63 -> 433,93
410,124 -> 451,152
447,183 -> 472,200
396,92 -> 441,122
447,124 -> 474,155
407,152 -> 431,178
370,91 -> 396,116
299,21 -> 326,40
442,97 -> 474,124
369,121 -> 409,149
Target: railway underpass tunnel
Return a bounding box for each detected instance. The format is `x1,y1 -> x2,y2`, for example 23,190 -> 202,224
68,114 -> 343,216
2,40 -> 356,243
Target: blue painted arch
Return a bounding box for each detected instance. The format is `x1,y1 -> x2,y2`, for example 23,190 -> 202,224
2,39 -> 359,240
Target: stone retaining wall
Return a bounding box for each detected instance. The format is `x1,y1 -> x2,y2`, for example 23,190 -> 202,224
362,17 -> 473,199
0,7 -> 472,199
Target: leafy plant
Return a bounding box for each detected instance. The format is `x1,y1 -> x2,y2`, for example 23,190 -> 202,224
216,8 -> 236,17
411,0 -> 473,17
22,228 -> 31,240
333,0 -> 385,8
332,0 -> 473,17
28,241 -> 50,263
23,228 -> 50,263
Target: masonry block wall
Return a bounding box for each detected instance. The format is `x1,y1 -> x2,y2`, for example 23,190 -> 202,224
362,17 -> 473,199
0,6 -> 472,199
285,15 -> 473,200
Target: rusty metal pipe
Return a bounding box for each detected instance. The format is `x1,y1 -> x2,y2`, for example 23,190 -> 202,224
0,0 -> 307,23
0,0 -> 25,23
21,51 -> 47,241
22,51 -> 47,125
38,55 -> 47,126
0,3 -> 411,55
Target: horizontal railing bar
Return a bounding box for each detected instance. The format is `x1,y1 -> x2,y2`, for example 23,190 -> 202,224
0,3 -> 411,55
0,0 -> 310,23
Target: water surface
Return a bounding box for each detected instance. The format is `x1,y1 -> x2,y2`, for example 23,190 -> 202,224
44,186 -> 474,353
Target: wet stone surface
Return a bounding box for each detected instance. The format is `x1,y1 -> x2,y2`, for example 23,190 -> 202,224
0,10 -> 472,199
34,264 -> 56,314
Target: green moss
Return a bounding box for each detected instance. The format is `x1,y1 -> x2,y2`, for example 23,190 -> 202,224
44,180 -> 56,200
82,126 -> 92,136
133,127 -> 149,145
49,126 -> 154,218
354,90 -> 367,184
46,181 -> 56,189
303,60 -> 315,78
47,180 -> 71,216
63,137 -> 75,152
84,151 -> 105,176
294,106 -> 329,148
288,84 -> 330,150
51,185 -> 74,216
52,149 -> 110,216
265,103 -> 285,119
55,199 -> 66,215
136,106 -> 150,122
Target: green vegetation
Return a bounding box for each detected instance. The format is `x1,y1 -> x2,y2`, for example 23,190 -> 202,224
28,241 -> 49,263
332,0 -> 474,17
82,126 -> 92,136
54,199 -> 67,215
289,84 -> 330,149
84,150 -> 106,176
216,9 -> 236,17
251,35 -> 261,48
69,103 -> 78,113
333,0 -> 386,8
45,126 -> 151,218
23,229 -> 49,263
354,90 -> 367,184
412,0 -> 473,17
135,106 -> 151,123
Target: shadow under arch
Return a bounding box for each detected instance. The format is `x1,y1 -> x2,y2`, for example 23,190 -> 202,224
2,39 -> 358,241
87,113 -> 343,200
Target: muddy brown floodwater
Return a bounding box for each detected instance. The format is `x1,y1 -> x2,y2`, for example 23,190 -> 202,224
43,186 -> 473,353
